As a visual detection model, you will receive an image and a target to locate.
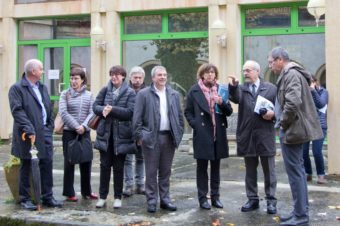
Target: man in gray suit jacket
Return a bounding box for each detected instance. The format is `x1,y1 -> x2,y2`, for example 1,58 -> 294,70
269,47 -> 323,226
133,65 -> 184,213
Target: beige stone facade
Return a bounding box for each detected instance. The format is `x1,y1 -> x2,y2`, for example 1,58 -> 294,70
0,0 -> 339,174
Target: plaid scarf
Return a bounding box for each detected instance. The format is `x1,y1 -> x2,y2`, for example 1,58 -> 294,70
198,79 -> 218,139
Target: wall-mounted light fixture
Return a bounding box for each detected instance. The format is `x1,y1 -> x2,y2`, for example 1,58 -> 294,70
307,0 -> 325,27
91,12 -> 106,52
211,19 -> 227,48
95,40 -> 107,52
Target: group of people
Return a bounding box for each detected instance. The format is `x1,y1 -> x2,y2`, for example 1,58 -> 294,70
9,46 -> 327,226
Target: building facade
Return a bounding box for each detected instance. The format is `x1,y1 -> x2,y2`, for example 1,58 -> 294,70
0,0 -> 339,174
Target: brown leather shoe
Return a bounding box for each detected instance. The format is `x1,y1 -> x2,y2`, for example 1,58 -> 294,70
306,174 -> 312,182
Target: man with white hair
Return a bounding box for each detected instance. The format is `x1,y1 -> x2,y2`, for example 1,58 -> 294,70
8,59 -> 63,210
229,60 -> 278,214
123,66 -> 146,196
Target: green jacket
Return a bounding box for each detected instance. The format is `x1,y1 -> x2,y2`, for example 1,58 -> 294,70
276,62 -> 323,144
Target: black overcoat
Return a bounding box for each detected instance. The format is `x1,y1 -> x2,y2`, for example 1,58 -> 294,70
8,74 -> 54,159
185,83 -> 233,160
229,80 -> 277,157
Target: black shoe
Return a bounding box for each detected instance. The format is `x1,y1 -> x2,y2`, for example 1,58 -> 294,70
123,186 -> 133,197
211,199 -> 223,208
20,200 -> 37,211
241,199 -> 259,212
267,200 -> 277,214
199,200 -> 211,210
42,197 -> 63,208
160,202 -> 177,211
280,212 -> 294,222
147,204 -> 156,213
135,185 -> 145,195
279,216 -> 309,226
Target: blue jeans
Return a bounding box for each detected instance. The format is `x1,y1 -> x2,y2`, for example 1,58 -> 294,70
303,129 -> 326,176
124,151 -> 145,187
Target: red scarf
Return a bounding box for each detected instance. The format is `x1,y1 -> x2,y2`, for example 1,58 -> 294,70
198,79 -> 218,139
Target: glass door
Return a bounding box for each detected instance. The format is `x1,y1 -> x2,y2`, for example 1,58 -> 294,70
39,41 -> 90,116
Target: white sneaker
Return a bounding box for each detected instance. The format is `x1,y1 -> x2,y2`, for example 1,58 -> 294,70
113,199 -> 122,208
96,199 -> 106,208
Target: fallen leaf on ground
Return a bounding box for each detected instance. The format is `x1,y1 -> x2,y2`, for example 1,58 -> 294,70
273,216 -> 280,223
336,216 -> 340,220
226,223 -> 234,226
328,206 -> 336,209
211,219 -> 221,226
317,212 -> 327,216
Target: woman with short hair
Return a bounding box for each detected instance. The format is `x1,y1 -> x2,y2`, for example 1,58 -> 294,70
59,67 -> 97,202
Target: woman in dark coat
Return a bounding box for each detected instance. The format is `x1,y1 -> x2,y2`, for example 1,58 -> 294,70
59,68 -> 97,202
185,63 -> 233,210
93,65 -> 136,209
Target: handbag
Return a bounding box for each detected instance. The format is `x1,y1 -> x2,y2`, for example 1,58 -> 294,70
67,134 -> 92,164
54,91 -> 70,134
117,142 -> 140,155
54,113 -> 64,134
88,115 -> 101,130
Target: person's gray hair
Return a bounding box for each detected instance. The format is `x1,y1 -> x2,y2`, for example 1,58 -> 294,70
244,60 -> 261,73
24,59 -> 43,75
129,66 -> 145,78
151,65 -> 166,77
270,46 -> 290,61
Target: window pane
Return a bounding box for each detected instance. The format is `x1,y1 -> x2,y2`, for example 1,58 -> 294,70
18,45 -> 38,76
123,38 -> 208,133
298,6 -> 325,27
124,15 -> 162,34
19,18 -> 90,40
244,33 -> 325,84
43,47 -> 64,96
245,7 -> 291,29
71,46 -> 91,90
169,12 -> 208,32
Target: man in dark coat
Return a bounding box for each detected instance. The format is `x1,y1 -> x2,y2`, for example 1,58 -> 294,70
8,59 -> 63,210
133,65 -> 184,213
229,60 -> 277,214
269,47 -> 323,226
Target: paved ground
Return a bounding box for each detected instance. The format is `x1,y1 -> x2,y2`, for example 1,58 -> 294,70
0,140 -> 340,226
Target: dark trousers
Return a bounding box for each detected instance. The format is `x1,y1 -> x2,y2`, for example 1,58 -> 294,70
244,156 -> 277,201
280,130 -> 309,218
196,159 -> 221,203
143,133 -> 175,205
99,135 -> 126,199
19,126 -> 54,202
303,129 -> 327,176
62,130 -> 93,197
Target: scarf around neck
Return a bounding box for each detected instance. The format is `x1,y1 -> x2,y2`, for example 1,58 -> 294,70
198,79 -> 218,139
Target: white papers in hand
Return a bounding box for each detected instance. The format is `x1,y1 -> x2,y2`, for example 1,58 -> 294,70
254,95 -> 274,114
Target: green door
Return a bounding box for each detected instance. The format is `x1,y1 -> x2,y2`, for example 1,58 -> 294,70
37,41 -> 90,115
39,41 -> 91,101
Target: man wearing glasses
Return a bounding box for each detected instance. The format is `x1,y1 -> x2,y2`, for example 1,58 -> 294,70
229,60 -> 278,215
269,47 -> 323,226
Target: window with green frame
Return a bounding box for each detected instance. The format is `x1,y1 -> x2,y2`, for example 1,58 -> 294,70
241,2 -> 325,86
121,9 -> 208,133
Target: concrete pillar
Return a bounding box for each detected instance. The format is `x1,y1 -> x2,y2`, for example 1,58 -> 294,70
90,0 -> 107,96
325,0 -> 340,174
0,0 -> 16,139
209,1 -> 228,83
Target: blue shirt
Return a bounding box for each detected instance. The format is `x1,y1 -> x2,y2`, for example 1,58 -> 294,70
29,81 -> 47,125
